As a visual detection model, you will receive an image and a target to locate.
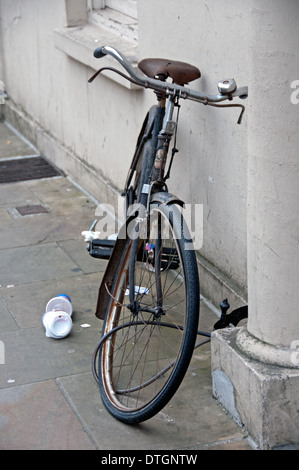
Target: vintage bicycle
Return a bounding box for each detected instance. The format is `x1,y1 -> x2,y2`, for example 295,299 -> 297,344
85,45 -> 248,424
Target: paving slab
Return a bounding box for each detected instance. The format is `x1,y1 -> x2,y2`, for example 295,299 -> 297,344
0,181 -> 41,207
58,239 -> 107,274
0,272 -> 103,330
0,380 -> 96,450
0,296 -> 19,332
0,243 -> 83,286
0,185 -> 98,250
0,322 -> 103,389
0,121 -> 38,159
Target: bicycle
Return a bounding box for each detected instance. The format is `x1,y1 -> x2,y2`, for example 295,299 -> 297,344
85,45 -> 248,424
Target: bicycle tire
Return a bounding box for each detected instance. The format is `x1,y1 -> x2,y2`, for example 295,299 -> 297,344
98,201 -> 200,424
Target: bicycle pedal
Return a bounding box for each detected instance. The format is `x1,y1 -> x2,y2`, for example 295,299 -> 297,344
87,238 -> 115,260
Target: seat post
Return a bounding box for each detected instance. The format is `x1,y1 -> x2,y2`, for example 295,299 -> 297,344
153,73 -> 167,105
161,96 -> 176,132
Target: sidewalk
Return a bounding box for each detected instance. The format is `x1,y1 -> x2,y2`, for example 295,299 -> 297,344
0,120 -> 254,451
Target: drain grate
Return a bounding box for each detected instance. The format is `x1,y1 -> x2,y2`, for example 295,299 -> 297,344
0,156 -> 62,183
15,205 -> 49,216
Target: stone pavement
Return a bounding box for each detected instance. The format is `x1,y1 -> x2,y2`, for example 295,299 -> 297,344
0,120 -> 254,451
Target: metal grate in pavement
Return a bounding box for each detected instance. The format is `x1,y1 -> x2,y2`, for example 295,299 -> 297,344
15,205 -> 49,216
0,156 -> 62,183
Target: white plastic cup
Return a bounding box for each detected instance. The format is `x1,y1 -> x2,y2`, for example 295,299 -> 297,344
46,294 -> 73,317
42,310 -> 73,339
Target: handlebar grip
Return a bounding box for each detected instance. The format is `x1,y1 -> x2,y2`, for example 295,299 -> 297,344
94,47 -> 106,59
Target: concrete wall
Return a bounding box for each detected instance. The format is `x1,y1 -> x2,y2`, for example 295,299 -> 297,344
0,0 -> 297,313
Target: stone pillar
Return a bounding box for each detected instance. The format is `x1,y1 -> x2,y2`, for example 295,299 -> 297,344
211,0 -> 299,449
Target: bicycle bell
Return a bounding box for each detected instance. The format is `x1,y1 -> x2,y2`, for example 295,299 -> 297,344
218,78 -> 237,95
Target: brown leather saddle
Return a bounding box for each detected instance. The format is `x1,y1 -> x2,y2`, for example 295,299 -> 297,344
138,58 -> 201,85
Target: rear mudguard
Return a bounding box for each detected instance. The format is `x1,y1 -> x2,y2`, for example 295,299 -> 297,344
95,191 -> 184,320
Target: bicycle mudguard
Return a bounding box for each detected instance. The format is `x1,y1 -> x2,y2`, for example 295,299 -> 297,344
150,191 -> 184,207
124,105 -> 157,191
95,227 -> 128,320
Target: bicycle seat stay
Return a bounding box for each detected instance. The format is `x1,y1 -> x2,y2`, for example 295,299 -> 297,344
138,58 -> 201,85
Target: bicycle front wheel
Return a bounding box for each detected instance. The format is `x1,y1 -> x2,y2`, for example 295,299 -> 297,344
99,202 -> 200,423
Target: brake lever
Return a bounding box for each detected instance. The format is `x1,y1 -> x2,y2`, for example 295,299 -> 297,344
88,66 -> 139,86
204,101 -> 246,125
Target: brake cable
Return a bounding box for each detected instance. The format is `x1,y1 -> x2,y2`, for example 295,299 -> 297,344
202,100 -> 246,124
88,66 -> 140,85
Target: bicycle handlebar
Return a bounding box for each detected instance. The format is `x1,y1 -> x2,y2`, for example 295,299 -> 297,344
93,45 -> 248,103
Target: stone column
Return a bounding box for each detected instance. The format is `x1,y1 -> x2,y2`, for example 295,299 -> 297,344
211,0 -> 299,449
238,0 -> 299,368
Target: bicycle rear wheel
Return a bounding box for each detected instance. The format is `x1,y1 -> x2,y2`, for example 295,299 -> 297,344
98,202 -> 200,423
